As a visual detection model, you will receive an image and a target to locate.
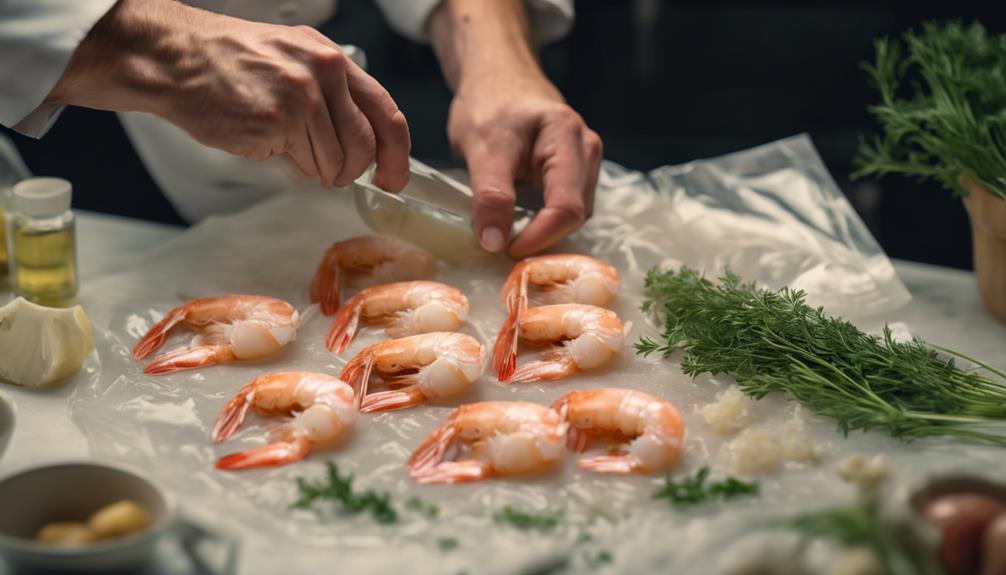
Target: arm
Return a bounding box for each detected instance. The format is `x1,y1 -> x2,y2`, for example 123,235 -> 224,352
45,0 -> 411,190
429,0 -> 601,257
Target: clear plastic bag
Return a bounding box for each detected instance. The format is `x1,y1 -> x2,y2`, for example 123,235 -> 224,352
67,135 -> 960,575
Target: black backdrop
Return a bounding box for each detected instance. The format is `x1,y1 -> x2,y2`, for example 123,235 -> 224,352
4,0 -> 1003,270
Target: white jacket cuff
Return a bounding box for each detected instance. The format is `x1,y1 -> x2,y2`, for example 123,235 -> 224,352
374,0 -> 574,46
0,0 -> 120,138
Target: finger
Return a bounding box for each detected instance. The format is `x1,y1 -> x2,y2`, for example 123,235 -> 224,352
507,123 -> 588,259
582,128 -> 603,218
286,125 -> 321,180
309,45 -> 376,186
466,138 -> 521,253
304,85 -> 345,187
346,61 -> 411,192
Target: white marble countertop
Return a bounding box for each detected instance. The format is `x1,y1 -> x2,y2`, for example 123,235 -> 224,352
1,210 -> 1004,574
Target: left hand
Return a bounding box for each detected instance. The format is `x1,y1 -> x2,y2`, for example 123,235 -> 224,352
447,64 -> 602,259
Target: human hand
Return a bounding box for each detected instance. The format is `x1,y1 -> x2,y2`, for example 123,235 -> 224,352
447,66 -> 601,258
47,0 -> 410,190
430,0 -> 601,258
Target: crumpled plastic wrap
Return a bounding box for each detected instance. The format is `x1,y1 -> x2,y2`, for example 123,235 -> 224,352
68,135 -> 996,575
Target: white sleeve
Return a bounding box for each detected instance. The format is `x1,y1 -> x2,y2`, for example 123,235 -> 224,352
373,0 -> 573,46
0,0 -> 119,138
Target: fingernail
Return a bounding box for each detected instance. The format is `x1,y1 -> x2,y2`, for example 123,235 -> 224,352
479,227 -> 505,253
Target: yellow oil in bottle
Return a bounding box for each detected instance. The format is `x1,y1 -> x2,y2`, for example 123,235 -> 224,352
12,220 -> 77,306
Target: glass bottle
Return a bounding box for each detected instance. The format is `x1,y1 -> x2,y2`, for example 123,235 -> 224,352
9,178 -> 78,306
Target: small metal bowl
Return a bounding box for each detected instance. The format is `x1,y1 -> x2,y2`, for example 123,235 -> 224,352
0,461 -> 173,574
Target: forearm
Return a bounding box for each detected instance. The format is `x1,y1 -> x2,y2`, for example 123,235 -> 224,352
44,0 -> 199,117
428,0 -> 550,93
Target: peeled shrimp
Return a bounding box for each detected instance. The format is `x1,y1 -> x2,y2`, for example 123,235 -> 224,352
501,254 -> 620,315
492,303 -> 623,383
326,281 -> 469,353
212,372 -> 357,470
310,236 -> 438,315
552,388 -> 684,474
340,332 -> 486,413
408,401 -> 566,484
132,295 -> 298,375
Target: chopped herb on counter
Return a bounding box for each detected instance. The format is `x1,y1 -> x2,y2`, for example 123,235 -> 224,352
583,550 -> 613,570
637,266 -> 1006,446
405,496 -> 439,519
653,466 -> 759,507
493,506 -> 562,532
292,462 -> 397,524
438,537 -> 459,551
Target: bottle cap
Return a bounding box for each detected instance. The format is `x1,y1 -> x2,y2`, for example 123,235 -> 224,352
12,177 -> 72,217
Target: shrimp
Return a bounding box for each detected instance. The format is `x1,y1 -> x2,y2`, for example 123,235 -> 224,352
132,295 -> 298,375
501,254 -> 620,315
492,304 -> 623,383
309,235 -> 438,315
551,388 -> 684,474
212,372 -> 357,470
408,401 -> 566,483
326,281 -> 469,353
340,332 -> 486,413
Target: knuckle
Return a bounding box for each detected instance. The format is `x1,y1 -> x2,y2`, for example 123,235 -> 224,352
551,201 -> 586,227
313,47 -> 346,71
474,189 -> 515,212
584,130 -> 603,158
282,68 -> 314,91
549,105 -> 582,127
257,104 -> 285,125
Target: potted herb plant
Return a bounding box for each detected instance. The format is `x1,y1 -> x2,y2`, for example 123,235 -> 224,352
854,21 -> 1006,324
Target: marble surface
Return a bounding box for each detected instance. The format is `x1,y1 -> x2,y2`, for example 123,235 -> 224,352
0,211 -> 1004,575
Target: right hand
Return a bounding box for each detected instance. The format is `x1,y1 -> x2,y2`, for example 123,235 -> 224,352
48,0 -> 411,191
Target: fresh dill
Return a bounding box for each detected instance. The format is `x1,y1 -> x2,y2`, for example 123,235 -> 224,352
652,466 -> 759,507
493,505 -> 562,532
292,462 -> 398,524
636,266 -> 1006,445
583,550 -> 613,570
405,496 -> 440,519
437,537 -> 459,551
852,21 -> 1006,198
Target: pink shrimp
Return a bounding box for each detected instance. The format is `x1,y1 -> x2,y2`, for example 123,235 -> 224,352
212,372 -> 357,470
326,281 -> 469,353
408,401 -> 566,484
500,254 -> 620,315
492,304 -> 623,383
132,295 -> 298,375
309,236 -> 437,315
552,388 -> 684,474
340,332 -> 486,413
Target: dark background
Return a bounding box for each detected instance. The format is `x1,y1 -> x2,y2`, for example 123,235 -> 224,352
4,0 -> 1003,270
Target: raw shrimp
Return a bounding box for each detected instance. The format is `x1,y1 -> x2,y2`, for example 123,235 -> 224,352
212,372 -> 357,470
492,304 -> 623,383
132,295 -> 298,375
340,332 -> 486,413
408,401 -> 566,483
310,236 -> 438,315
326,281 -> 469,353
552,388 -> 684,474
501,254 -> 620,315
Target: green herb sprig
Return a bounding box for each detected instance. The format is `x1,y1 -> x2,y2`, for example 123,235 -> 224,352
853,21 -> 1006,198
293,462 -> 398,524
652,466 -> 759,507
405,496 -> 440,519
493,506 -> 562,532
637,266 -> 1006,445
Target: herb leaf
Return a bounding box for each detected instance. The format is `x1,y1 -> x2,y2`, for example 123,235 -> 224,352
653,466 -> 759,507
638,266 -> 1006,445
405,496 -> 440,519
292,462 -> 398,524
493,506 -> 562,532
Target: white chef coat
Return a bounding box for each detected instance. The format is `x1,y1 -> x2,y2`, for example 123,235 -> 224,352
0,0 -> 574,222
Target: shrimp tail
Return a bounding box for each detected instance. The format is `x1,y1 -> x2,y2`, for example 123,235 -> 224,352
132,306 -> 187,360
310,248 -> 342,315
326,293 -> 363,353
407,423 -> 456,472
577,454 -> 636,475
143,345 -> 235,375
493,268 -> 528,382
215,436 -> 312,470
410,461 -> 492,484
211,385 -> 257,443
507,349 -> 578,384
360,385 -> 426,413
339,350 -> 376,411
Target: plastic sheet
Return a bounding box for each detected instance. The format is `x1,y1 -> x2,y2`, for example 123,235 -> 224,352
66,135 -> 996,575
